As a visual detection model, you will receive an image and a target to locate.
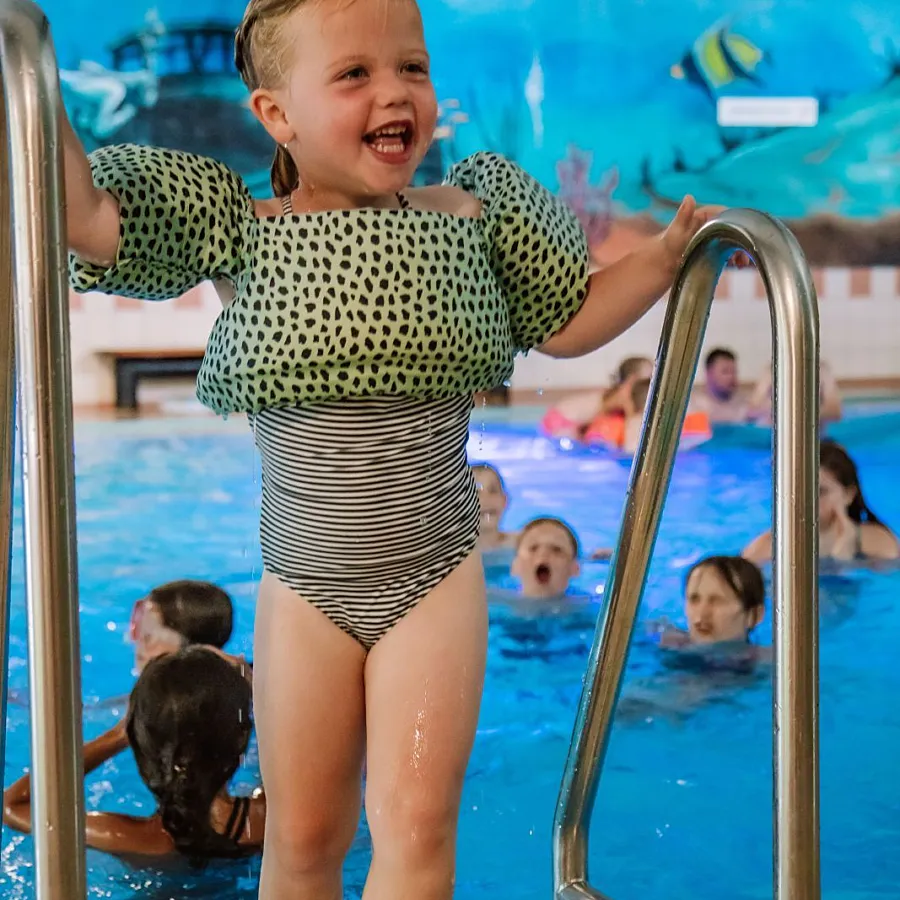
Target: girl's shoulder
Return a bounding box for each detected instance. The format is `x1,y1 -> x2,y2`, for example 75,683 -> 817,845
404,184 -> 483,219
860,521 -> 900,559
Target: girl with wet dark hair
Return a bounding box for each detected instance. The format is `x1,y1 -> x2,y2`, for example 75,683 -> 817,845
744,440 -> 898,563
3,647 -> 264,861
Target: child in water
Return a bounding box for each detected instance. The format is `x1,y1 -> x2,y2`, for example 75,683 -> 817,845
511,517 -> 581,599
130,579 -> 235,672
650,555 -> 766,654
5,647 -> 264,861
57,0 -> 746,893
471,463 -> 517,552
541,355 -> 653,440
84,580 -> 242,775
744,440 -> 899,564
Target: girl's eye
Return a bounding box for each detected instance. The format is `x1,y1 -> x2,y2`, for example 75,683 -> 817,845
343,67 -> 367,80
403,61 -> 428,75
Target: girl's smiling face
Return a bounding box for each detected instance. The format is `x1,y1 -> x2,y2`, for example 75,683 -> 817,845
250,0 -> 438,205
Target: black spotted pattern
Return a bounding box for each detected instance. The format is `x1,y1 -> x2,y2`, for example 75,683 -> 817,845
70,147 -> 590,415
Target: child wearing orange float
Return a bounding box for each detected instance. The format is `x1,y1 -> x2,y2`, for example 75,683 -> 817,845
583,377 -> 712,453
54,0 -> 747,894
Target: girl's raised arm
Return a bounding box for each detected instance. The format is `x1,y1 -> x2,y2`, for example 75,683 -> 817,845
61,111 -> 121,266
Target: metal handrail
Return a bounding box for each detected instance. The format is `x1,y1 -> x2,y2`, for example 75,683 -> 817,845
553,210 -> 820,900
0,2 -> 86,898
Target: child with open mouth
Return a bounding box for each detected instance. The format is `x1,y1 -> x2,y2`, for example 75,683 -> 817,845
511,517 -> 581,599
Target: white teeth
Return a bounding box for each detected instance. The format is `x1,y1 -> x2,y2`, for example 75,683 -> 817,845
371,124 -> 407,137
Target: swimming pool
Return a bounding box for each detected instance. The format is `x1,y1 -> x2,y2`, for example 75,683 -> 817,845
2,409 -> 899,899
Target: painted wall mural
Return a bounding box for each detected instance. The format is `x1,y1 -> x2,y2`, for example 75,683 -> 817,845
47,0 -> 900,265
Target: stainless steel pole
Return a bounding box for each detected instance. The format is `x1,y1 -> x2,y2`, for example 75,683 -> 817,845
0,76 -> 15,789
0,2 -> 85,898
553,210 -> 819,900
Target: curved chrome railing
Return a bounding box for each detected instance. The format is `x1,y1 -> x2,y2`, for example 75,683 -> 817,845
553,211 -> 820,900
0,1 -> 85,898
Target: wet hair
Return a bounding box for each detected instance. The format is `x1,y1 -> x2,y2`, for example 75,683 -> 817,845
705,347 -> 736,369
630,377 -> 651,415
148,580 -> 234,649
685,555 -> 765,615
820,439 -> 885,527
471,462 -> 507,493
517,517 -> 581,559
234,0 -> 311,196
126,647 -> 253,864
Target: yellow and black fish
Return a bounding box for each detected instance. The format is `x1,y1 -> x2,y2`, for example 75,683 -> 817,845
671,21 -> 767,100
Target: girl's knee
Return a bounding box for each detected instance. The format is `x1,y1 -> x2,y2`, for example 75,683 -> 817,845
367,786 -> 460,864
266,804 -> 358,876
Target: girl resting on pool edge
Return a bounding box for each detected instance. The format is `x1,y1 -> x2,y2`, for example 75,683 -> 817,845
55,0 -> 750,895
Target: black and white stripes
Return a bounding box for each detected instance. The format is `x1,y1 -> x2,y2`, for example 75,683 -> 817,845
250,394 -> 479,647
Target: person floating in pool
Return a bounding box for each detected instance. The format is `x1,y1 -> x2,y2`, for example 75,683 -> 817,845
743,440 -> 899,564
56,0 -> 749,890
130,579 -> 236,673
690,347 -> 749,424
8,579 -> 241,713
4,647 -> 263,862
471,463 -> 518,553
649,555 -> 767,655
618,556 -> 768,722
541,355 -> 653,441
582,376 -> 711,455
511,517 -> 582,600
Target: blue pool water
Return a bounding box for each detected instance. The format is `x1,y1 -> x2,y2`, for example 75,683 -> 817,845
2,410 -> 900,899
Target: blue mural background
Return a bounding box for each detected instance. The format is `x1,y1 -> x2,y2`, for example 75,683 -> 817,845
44,0 -> 900,263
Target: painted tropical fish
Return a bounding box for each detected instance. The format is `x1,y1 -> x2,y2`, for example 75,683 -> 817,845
671,21 -> 767,100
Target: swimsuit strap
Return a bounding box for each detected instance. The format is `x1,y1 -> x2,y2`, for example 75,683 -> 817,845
224,796 -> 252,844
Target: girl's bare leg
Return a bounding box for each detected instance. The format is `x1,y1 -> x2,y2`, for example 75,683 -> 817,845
362,552 -> 488,899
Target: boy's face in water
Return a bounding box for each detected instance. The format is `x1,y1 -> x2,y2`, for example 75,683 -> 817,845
512,522 -> 580,599
253,0 -> 438,203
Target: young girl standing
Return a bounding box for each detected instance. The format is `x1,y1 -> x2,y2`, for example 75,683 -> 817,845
58,0 -> 739,895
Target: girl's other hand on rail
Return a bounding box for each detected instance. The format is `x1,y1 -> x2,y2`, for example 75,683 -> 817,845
662,197 -> 753,273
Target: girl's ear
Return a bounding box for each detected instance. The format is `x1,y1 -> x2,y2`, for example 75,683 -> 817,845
249,87 -> 295,145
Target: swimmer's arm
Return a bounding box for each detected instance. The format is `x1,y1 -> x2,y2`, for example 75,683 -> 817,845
742,531 -> 772,565
3,718 -> 129,836
61,110 -> 121,266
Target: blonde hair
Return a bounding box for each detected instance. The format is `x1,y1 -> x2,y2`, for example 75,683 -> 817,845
235,0 -> 310,196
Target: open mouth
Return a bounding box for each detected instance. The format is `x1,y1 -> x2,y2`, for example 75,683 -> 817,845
363,120 -> 415,163
535,564 -> 551,586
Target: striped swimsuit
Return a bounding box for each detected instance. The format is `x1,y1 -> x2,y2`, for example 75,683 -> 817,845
250,393 -> 480,648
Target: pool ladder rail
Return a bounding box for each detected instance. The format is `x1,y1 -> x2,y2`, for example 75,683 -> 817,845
0,1 -> 87,899
553,213 -> 821,900
0,2 -> 820,900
